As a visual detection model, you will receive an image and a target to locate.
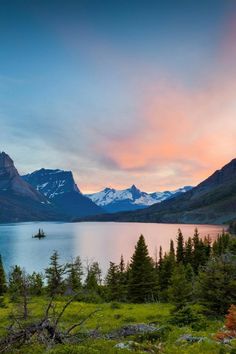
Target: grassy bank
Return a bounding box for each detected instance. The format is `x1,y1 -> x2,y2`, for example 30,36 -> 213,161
0,296 -> 234,354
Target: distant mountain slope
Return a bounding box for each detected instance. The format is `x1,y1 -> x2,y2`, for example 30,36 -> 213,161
23,169 -> 104,218
86,185 -> 192,213
0,152 -> 61,222
78,159 -> 236,225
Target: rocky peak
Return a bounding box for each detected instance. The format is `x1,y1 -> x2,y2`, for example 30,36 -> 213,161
0,151 -> 18,181
0,152 -> 46,202
22,168 -> 81,199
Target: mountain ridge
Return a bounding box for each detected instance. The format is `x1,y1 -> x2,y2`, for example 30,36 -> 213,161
86,184 -> 192,213
77,158 -> 236,225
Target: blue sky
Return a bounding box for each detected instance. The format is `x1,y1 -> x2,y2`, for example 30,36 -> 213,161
1,0 -> 236,192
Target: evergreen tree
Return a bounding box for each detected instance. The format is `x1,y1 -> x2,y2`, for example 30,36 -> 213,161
105,262 -> 120,301
176,229 -> 184,263
158,246 -> 163,268
158,250 -> 176,301
9,265 -> 24,301
66,256 -> 83,293
192,228 -> 205,273
0,255 -> 6,295
85,261 -> 102,291
29,272 -> 44,295
45,251 -> 65,296
196,255 -> 236,315
169,239 -> 175,261
184,237 -> 193,265
8,266 -> 31,319
168,263 -> 193,309
118,255 -> 128,301
128,235 -> 155,302
203,235 -> 212,259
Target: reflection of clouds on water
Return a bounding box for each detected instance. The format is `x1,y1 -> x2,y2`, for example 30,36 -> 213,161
0,222 -> 223,276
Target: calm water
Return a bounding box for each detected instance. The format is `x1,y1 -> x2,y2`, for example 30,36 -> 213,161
0,222 -> 223,276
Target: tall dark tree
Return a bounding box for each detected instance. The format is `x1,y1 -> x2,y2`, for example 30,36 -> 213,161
66,256 -> 83,293
176,229 -> 184,264
196,255 -> 236,315
0,255 -> 7,295
105,262 -> 120,301
168,263 -> 193,309
45,251 -> 65,296
119,255 -> 128,301
169,239 -> 175,261
184,237 -> 193,265
128,235 -> 155,302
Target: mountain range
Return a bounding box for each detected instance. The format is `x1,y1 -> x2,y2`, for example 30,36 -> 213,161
86,185 -> 192,213
1,151 -> 236,225
80,158 -> 236,225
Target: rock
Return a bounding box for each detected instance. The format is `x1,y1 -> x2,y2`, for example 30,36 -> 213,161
114,341 -> 133,350
107,323 -> 158,339
178,334 -> 207,343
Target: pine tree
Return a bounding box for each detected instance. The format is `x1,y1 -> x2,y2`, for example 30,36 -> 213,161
196,255 -> 236,315
0,255 -> 6,295
9,265 -> 24,301
184,237 -> 193,265
192,228 -> 203,273
158,246 -> 163,268
29,272 -> 44,295
105,262 -> 120,301
45,251 -> 65,296
168,263 -> 193,309
85,261 -> 102,291
176,229 -> 184,263
8,266 -> 31,319
128,235 -> 155,303
119,255 -> 128,301
169,239 -> 175,261
66,256 -> 83,293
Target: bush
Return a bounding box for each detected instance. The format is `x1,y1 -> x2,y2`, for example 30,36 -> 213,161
135,325 -> 171,343
169,305 -> 207,329
110,302 -> 122,309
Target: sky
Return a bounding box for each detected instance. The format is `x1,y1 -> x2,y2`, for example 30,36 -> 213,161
1,0 -> 236,193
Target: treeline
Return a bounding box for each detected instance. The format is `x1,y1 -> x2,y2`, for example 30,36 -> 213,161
0,229 -> 236,317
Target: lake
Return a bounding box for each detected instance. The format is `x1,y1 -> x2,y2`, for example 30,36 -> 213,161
0,222 -> 223,276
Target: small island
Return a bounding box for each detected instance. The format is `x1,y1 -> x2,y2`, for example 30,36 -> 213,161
32,228 -> 46,239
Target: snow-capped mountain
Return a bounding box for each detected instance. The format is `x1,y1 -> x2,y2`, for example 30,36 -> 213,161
23,169 -> 81,199
22,169 -> 104,218
86,185 -> 192,213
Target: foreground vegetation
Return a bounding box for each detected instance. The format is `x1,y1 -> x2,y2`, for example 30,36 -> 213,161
0,228 -> 236,353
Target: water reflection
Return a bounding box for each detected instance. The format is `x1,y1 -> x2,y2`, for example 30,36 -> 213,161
0,222 -> 223,276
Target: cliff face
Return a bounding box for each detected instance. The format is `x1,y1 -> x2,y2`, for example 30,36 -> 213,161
23,168 -> 104,218
0,152 -> 62,222
0,152 -> 46,202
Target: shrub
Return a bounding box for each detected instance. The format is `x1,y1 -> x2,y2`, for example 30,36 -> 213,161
169,305 -> 207,329
110,301 -> 122,309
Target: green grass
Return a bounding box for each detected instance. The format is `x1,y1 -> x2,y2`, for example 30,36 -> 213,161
0,297 -> 234,354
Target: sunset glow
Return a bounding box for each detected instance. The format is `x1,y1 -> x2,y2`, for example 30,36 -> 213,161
1,0 -> 236,192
